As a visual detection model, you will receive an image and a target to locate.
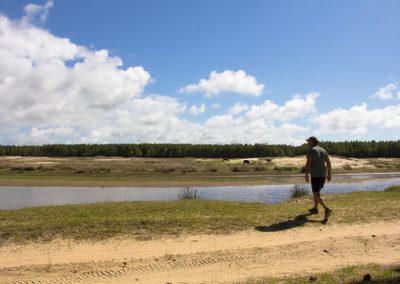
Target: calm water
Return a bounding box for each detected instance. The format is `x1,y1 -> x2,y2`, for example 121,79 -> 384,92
0,174 -> 399,209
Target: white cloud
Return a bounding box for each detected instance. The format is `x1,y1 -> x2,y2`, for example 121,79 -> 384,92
22,0 -> 54,25
211,103 -> 222,109
11,126 -> 78,145
188,104 -> 206,115
179,70 -> 264,97
0,9 -> 151,129
228,103 -> 249,115
315,103 -> 400,136
245,93 -> 319,122
372,83 -> 398,100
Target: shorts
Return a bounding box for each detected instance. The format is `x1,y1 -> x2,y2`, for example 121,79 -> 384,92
311,177 -> 325,193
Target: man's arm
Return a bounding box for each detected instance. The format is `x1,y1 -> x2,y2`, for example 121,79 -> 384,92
305,157 -> 312,182
326,155 -> 332,181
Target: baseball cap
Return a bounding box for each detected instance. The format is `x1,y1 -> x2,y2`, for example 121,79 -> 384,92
306,136 -> 319,144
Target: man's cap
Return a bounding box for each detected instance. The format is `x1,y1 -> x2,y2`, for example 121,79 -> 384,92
306,136 -> 319,144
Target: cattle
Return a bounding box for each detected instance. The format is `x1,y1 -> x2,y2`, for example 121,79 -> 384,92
222,157 -> 229,162
243,160 -> 250,165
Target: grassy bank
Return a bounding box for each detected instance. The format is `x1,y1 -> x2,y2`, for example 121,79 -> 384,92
245,263 -> 400,283
0,189 -> 399,244
0,156 -> 399,187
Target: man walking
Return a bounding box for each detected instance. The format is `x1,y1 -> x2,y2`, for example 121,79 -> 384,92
305,136 -> 332,222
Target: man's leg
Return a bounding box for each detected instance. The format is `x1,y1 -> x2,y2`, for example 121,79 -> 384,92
309,178 -> 321,213
314,192 -> 328,210
312,192 -> 318,209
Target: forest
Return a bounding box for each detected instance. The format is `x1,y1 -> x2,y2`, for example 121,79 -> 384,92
0,140 -> 399,158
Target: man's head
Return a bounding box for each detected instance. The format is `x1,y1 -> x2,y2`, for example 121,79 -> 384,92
306,136 -> 319,147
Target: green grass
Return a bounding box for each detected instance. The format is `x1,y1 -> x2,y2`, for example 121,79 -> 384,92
0,156 -> 399,187
384,185 -> 400,192
289,184 -> 309,199
0,190 -> 399,244
245,263 -> 400,283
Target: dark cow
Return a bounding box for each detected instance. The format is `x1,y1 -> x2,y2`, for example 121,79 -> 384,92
243,160 -> 250,165
222,157 -> 229,162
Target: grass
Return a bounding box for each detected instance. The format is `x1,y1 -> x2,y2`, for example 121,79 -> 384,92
177,187 -> 200,200
384,185 -> 400,192
289,184 -> 309,199
244,263 -> 400,283
0,190 -> 399,244
0,156 -> 399,187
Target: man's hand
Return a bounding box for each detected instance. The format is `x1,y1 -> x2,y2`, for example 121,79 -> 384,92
327,174 -> 331,182
305,175 -> 309,182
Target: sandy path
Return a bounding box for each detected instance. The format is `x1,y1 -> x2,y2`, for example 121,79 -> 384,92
1,221 -> 400,283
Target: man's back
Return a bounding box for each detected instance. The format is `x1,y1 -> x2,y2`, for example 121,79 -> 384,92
307,146 -> 328,177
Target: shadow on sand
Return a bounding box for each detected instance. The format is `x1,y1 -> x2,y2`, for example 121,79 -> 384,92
255,213 -> 327,232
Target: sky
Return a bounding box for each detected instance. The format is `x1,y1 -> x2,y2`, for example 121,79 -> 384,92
0,0 -> 399,145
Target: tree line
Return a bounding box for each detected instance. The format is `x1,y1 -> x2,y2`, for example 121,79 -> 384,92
0,140 -> 399,158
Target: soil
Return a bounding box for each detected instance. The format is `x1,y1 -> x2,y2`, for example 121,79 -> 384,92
1,221 -> 399,283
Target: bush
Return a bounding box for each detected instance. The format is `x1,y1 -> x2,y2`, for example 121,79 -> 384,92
11,164 -> 36,171
343,164 -> 352,170
274,166 -> 293,172
154,166 -> 175,173
177,187 -> 200,200
254,166 -> 266,171
289,184 -> 309,199
384,185 -> 400,192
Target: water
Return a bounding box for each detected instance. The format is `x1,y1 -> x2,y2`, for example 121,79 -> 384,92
0,175 -> 399,209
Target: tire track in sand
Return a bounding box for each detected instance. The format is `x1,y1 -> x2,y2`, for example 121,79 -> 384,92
1,222 -> 400,283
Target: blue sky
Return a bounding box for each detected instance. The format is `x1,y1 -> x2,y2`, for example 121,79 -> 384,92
0,0 -> 399,145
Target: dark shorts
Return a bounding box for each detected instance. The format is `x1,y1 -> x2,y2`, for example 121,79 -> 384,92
311,177 -> 326,193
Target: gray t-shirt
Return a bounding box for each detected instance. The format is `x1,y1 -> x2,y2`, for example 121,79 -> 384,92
307,146 -> 328,177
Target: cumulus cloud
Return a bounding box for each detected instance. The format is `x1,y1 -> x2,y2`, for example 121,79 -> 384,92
179,70 -> 264,97
372,83 -> 398,100
188,104 -> 206,116
244,93 -> 319,122
228,103 -> 249,115
10,126 -> 78,145
315,103 -> 400,136
22,0 -> 54,25
0,4 -> 151,130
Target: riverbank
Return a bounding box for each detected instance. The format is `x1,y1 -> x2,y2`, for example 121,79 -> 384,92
1,189 -> 399,283
1,189 -> 399,244
0,156 -> 399,187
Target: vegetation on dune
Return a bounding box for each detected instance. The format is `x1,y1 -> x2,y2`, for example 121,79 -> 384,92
244,263 -> 400,284
0,140 -> 400,158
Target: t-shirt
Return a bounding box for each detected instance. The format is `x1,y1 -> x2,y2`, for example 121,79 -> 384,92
306,146 -> 328,177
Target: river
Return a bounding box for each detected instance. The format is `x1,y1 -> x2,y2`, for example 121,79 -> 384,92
0,174 -> 399,209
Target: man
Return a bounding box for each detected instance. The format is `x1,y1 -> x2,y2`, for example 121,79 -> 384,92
305,136 -> 332,222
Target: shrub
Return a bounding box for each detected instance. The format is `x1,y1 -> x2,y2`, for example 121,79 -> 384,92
343,164 -> 352,170
11,164 -> 36,171
254,166 -> 266,171
384,185 -> 400,192
274,166 -> 293,172
232,166 -> 241,172
177,187 -> 200,200
289,184 -> 309,199
154,166 -> 175,173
